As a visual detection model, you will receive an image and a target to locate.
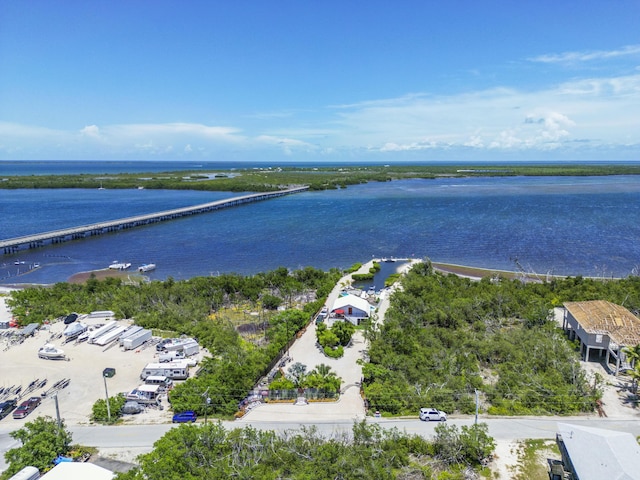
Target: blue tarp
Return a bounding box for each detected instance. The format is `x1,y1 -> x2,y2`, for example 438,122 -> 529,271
53,455 -> 73,464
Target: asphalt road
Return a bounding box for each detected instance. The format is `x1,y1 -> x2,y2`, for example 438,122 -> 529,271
4,415 -> 640,473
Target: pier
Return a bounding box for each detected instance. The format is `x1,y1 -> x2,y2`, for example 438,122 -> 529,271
1,186 -> 308,254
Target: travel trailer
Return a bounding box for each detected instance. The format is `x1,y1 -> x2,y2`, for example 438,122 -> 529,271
140,361 -> 189,380
122,329 -> 152,350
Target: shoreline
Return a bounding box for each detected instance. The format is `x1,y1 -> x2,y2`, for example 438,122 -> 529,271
0,260 -> 616,290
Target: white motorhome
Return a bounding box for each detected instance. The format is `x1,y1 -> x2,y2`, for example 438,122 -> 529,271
140,361 -> 189,380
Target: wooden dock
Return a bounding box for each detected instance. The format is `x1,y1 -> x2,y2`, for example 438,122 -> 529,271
1,186 -> 308,254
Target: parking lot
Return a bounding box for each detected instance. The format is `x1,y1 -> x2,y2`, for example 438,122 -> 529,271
0,295 -> 192,426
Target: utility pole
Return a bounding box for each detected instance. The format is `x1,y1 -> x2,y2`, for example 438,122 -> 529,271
475,389 -> 479,425
53,394 -> 62,431
103,374 -> 111,422
202,387 -> 210,424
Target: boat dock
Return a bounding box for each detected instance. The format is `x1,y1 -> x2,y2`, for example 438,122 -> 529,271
1,186 -> 308,254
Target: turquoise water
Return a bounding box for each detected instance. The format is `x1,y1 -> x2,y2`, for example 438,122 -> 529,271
1,175 -> 639,284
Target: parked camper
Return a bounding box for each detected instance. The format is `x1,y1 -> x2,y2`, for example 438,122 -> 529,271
122,329 -> 152,350
182,339 -> 200,356
144,375 -> 173,391
118,325 -> 143,346
8,466 -> 39,480
162,337 -> 197,353
141,361 -> 190,380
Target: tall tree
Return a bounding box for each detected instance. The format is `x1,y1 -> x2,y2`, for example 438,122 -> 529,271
2,416 -> 72,479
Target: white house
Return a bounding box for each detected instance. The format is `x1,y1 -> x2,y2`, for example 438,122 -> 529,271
331,294 -> 372,325
40,462 -> 115,480
555,423 -> 640,480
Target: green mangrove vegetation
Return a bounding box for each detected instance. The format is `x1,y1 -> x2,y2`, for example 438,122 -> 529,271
363,260 -> 640,416
2,164 -> 640,192
114,421 -> 496,479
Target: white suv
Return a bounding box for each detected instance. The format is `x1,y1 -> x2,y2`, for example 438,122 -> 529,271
419,407 -> 447,421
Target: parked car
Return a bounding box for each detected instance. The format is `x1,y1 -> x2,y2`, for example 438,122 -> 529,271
13,397 -> 41,419
419,407 -> 447,421
172,410 -> 197,423
156,338 -> 172,352
0,399 -> 17,420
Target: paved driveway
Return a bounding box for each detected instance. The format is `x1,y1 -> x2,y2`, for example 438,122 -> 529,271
238,259 -> 418,424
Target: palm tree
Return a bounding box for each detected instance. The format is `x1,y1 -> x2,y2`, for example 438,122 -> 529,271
307,364 -> 341,394
622,344 -> 640,369
622,344 -> 640,394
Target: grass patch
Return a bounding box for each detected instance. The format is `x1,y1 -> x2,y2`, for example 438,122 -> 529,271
511,439 -> 559,480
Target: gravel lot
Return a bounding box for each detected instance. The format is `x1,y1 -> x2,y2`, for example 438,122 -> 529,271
0,294 -> 189,427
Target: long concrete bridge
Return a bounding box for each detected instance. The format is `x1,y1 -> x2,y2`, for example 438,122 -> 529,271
1,186 -> 308,254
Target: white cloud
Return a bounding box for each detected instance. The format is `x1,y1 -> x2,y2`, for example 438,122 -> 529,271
105,122 -> 243,141
529,44 -> 640,64
80,125 -> 101,138
256,135 -> 317,156
326,73 -> 640,155
2,70 -> 640,160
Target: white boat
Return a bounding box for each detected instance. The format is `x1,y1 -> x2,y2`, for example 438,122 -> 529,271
38,344 -> 66,360
109,261 -> 131,270
63,322 -> 87,338
138,263 -> 156,272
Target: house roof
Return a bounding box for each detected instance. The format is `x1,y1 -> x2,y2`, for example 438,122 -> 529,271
332,294 -> 372,316
557,423 -> 640,480
564,300 -> 640,347
40,462 -> 115,480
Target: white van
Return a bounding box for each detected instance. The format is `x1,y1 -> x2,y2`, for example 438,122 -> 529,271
144,375 -> 173,391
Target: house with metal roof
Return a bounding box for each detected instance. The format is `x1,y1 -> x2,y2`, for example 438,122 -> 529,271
40,462 -> 115,480
331,294 -> 373,325
555,423 -> 640,479
562,300 -> 640,374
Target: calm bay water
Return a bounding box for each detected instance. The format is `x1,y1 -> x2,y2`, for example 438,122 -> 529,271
1,172 -> 639,284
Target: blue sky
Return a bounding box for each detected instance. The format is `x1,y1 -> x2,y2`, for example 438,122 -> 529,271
1,1 -> 639,162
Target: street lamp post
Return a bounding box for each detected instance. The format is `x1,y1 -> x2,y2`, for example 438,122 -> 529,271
103,374 -> 111,422
202,387 -> 210,424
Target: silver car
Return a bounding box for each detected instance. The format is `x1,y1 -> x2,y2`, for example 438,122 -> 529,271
419,407 -> 447,421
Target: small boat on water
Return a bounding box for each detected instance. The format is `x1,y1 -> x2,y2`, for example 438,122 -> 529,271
38,344 -> 66,360
138,263 -> 156,272
109,261 -> 131,270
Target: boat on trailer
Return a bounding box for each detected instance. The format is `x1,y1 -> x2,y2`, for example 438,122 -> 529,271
38,344 -> 66,360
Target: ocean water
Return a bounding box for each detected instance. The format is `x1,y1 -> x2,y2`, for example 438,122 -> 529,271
1,175 -> 640,284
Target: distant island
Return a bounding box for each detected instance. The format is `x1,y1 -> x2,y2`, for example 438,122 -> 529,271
2,164 -> 640,192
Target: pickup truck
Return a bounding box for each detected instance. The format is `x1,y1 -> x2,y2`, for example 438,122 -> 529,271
13,397 -> 41,419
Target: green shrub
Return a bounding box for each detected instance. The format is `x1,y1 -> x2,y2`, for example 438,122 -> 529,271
324,345 -> 344,358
